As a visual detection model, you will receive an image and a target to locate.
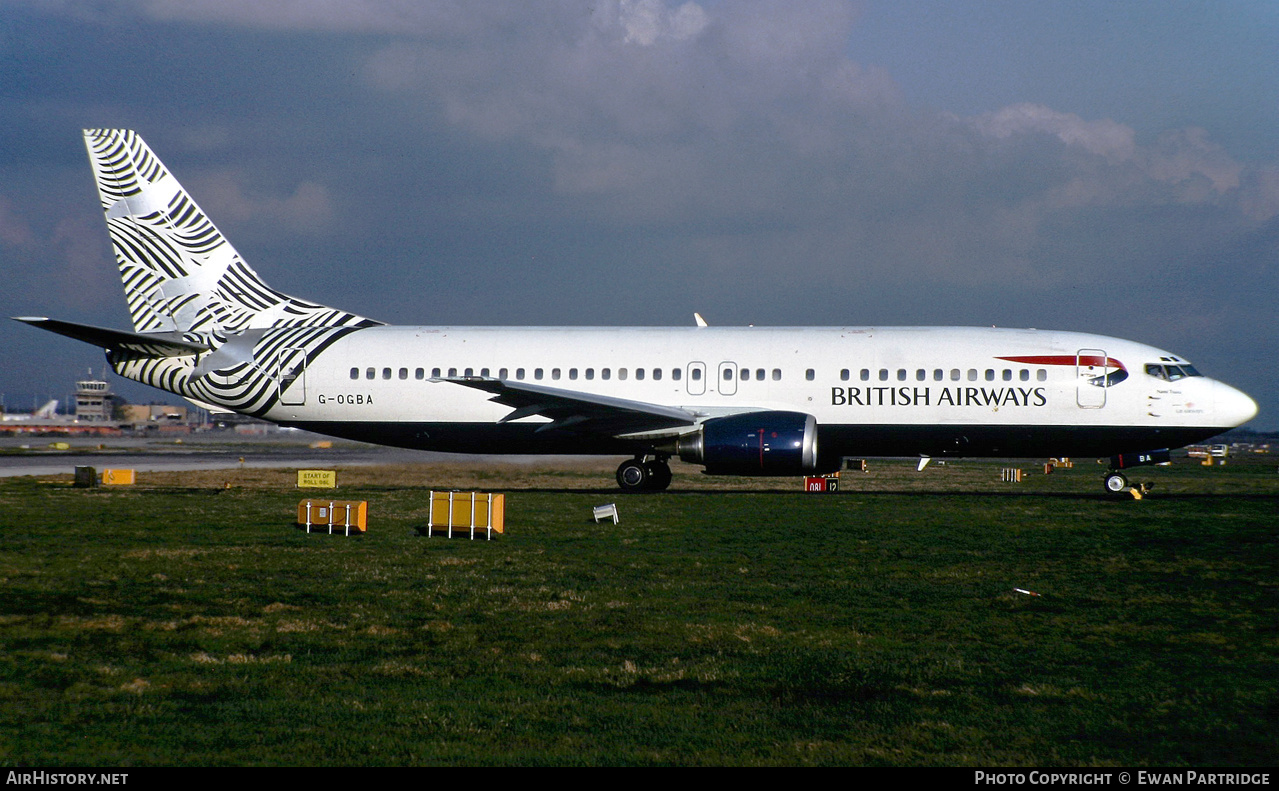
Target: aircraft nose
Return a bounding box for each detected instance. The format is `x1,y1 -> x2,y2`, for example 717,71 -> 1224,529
1215,381 -> 1258,427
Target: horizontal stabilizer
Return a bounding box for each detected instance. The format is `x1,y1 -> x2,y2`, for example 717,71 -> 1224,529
13,317 -> 210,357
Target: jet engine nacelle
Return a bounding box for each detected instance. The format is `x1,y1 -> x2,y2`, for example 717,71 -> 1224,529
677,411 -> 820,475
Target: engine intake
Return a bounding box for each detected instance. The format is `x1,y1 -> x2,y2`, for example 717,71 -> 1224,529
677,411 -> 819,475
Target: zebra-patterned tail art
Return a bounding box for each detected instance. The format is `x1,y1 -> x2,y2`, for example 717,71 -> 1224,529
75,130 -> 382,416
84,129 -> 380,335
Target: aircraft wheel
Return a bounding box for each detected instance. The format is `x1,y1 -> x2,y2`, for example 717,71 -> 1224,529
1103,471 -> 1129,494
616,458 -> 651,491
645,460 -> 672,491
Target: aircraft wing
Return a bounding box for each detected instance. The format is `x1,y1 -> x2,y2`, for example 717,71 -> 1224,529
437,377 -> 701,436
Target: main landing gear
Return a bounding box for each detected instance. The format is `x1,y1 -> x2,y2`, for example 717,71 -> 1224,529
616,456 -> 673,492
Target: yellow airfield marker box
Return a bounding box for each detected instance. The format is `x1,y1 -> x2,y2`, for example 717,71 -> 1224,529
102,469 -> 136,486
424,491 -> 505,540
297,500 -> 367,535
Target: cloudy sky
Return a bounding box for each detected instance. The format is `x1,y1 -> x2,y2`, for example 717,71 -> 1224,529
2,0 -> 1276,429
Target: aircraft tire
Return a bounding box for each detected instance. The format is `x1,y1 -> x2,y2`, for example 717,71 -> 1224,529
644,460 -> 672,491
616,458 -> 651,491
1103,471 -> 1128,494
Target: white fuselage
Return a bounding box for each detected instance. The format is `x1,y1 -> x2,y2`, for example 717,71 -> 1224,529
247,325 -> 1255,460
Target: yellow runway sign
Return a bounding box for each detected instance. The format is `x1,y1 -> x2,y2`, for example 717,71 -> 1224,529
297,469 -> 337,488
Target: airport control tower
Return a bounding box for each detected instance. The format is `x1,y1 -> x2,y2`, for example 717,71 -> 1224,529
74,378 -> 114,422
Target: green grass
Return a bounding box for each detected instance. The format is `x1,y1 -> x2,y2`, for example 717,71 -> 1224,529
0,457 -> 1276,765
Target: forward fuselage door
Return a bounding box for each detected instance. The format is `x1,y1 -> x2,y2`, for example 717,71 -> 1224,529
717,361 -> 738,396
1076,348 -> 1107,408
686,361 -> 707,396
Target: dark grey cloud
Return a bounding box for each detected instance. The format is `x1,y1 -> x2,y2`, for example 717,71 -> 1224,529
1,0 -> 1275,426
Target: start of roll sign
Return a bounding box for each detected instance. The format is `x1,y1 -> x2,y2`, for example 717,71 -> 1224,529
297,469 -> 337,488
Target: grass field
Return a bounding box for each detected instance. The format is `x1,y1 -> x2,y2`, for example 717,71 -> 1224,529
0,455 -> 1275,766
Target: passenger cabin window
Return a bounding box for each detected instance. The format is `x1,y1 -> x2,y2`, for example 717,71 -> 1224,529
934,369 -> 944,381
432,367 -> 442,378
985,369 -> 995,381
1019,369 -> 1029,381
724,369 -> 734,381
602,368 -> 611,380
366,368 -> 375,380
897,369 -> 907,381
636,368 -> 645,381
672,369 -> 681,381
535,368 -> 544,380
916,369 -> 926,381
1037,369 -> 1047,381
516,368 -> 525,380
383,368 -> 392,380
499,368 -> 508,379
879,369 -> 889,381
805,369 -> 815,381
1002,369 -> 1012,381
415,368 -> 424,380
569,368 -> 577,380
950,369 -> 961,381
654,369 -> 663,381
756,369 -> 766,381
840,369 -> 850,381
350,368 -> 359,380
399,368 -> 408,380
689,368 -> 700,381
448,367 -> 457,377
586,368 -> 595,380
553,368 -> 562,380
861,369 -> 870,381
772,369 -> 781,381
619,369 -> 627,380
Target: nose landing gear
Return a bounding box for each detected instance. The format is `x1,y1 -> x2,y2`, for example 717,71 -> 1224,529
1103,449 -> 1170,496
616,456 -> 673,492
1103,470 -> 1129,494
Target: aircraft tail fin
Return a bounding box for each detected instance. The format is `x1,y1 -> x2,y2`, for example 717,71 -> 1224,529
82,129 -> 381,335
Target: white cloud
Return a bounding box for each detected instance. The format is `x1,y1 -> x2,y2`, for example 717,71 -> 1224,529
191,171 -> 335,233
971,103 -> 1137,161
598,0 -> 709,47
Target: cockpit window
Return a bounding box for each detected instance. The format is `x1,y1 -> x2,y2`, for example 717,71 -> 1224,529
1145,363 -> 1203,381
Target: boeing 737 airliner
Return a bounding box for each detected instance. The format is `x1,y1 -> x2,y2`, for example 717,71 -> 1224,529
15,130 -> 1259,492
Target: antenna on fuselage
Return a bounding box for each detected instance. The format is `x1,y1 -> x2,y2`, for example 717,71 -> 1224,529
694,313 -> 708,327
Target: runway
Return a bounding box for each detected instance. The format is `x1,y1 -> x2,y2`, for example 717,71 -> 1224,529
0,431 -> 468,478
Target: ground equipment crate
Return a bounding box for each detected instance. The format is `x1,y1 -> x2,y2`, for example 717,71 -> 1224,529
297,500 -> 367,535
423,491 -> 505,540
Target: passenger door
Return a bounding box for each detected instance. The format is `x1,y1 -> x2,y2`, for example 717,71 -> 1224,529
1076,348 -> 1107,408
686,361 -> 707,396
